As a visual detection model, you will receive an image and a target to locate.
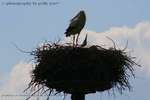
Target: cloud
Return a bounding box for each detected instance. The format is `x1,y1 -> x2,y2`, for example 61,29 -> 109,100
0,62 -> 63,100
0,62 -> 33,100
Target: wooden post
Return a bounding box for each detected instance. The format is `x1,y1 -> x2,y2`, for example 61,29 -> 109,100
71,93 -> 85,100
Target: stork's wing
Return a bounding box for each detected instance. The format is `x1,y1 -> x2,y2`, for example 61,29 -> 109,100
70,11 -> 81,22
65,11 -> 86,37
69,13 -> 81,27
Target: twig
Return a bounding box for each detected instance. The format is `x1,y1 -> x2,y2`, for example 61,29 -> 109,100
46,89 -> 53,100
63,93 -> 67,100
25,87 -> 43,100
122,40 -> 128,51
106,36 -> 116,49
12,42 -> 31,53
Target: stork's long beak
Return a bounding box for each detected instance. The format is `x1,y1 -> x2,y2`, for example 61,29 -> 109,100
81,34 -> 87,47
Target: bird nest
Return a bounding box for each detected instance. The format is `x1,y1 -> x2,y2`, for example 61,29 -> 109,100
25,42 -> 138,99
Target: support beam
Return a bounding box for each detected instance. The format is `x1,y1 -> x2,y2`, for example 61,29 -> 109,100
71,93 -> 85,100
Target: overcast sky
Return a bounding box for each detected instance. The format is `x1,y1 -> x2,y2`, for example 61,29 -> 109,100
0,0 -> 150,100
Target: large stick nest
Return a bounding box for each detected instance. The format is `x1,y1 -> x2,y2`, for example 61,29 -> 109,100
26,42 -> 138,98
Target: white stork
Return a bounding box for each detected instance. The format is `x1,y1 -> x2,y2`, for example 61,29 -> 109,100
65,10 -> 86,46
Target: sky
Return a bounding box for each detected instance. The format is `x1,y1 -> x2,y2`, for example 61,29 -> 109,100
0,0 -> 150,100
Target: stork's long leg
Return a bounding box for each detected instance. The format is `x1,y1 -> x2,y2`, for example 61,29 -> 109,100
73,35 -> 75,47
76,33 -> 80,46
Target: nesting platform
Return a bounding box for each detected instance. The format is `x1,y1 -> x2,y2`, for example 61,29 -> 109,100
27,43 -> 137,97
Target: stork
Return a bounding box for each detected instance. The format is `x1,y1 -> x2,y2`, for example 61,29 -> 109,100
65,10 -> 86,46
